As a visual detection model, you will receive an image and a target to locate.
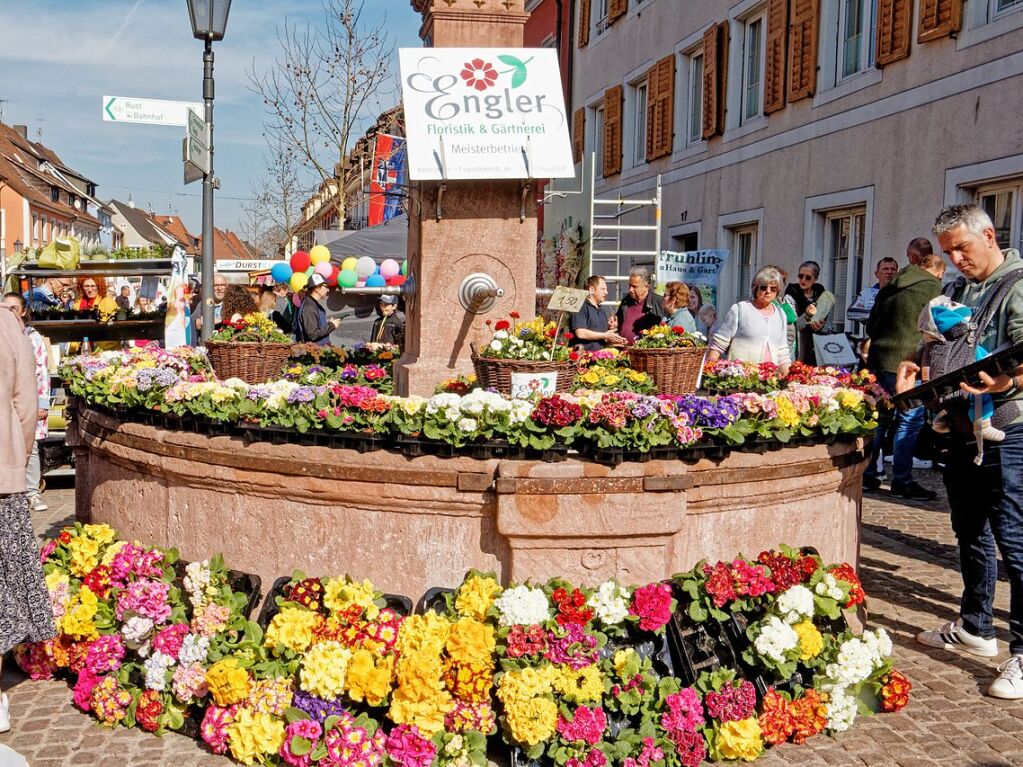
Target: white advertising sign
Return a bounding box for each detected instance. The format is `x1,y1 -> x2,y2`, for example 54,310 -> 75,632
398,48 -> 574,180
218,260 -> 286,272
510,372 -> 559,399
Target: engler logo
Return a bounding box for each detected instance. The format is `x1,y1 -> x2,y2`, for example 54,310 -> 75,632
399,47 -> 574,181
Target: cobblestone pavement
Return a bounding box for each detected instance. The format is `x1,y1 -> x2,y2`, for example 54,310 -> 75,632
3,471 -> 1022,766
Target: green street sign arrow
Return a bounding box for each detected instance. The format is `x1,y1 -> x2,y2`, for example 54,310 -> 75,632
105,97 -> 116,120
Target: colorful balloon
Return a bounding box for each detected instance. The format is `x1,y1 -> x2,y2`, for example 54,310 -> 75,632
355,256 -> 376,278
289,271 -> 309,292
365,274 -> 386,287
338,269 -> 358,289
379,259 -> 400,279
314,261 -> 333,277
389,275 -> 407,287
341,257 -> 358,272
309,245 -> 331,265
290,250 -> 311,272
326,265 -> 340,287
304,266 -> 315,277
401,260 -> 408,276
270,262 -> 293,283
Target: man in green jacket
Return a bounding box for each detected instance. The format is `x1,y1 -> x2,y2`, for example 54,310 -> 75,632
906,204 -> 1023,700
862,241 -> 944,499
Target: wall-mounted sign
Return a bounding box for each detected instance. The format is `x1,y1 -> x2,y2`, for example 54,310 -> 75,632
399,48 -> 574,181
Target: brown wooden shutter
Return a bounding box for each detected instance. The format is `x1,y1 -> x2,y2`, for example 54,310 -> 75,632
572,108 -> 585,164
646,54 -> 675,160
787,0 -> 820,102
918,0 -> 962,43
603,85 -> 623,176
701,22 -> 728,140
876,0 -> 912,65
609,0 -> 628,24
763,0 -> 789,114
579,0 -> 591,48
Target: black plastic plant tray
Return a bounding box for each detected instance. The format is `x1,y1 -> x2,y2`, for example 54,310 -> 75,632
678,442 -> 730,461
171,560 -> 262,620
893,339 -> 1023,411
665,599 -> 746,688
256,574 -> 413,630
417,586 -> 454,615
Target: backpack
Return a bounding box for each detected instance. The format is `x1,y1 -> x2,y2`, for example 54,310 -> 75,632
922,267 -> 1023,425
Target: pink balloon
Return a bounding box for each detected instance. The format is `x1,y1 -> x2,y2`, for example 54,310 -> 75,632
380,259 -> 400,279
314,261 -> 333,277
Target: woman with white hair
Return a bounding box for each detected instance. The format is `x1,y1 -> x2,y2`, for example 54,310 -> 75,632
706,266 -> 792,373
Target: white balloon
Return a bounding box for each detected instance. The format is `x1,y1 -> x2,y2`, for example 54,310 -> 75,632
356,256 -> 376,278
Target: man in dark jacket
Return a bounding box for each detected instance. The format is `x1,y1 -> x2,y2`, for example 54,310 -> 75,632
863,242 -> 944,498
614,267 -> 665,344
294,274 -> 340,345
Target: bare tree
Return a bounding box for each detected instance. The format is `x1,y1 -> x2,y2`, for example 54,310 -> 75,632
248,0 -> 395,231
245,134 -> 310,256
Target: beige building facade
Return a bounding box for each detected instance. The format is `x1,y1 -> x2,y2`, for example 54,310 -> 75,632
544,0 -> 1023,330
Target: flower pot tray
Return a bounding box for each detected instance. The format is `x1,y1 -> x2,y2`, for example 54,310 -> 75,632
170,560 -> 262,620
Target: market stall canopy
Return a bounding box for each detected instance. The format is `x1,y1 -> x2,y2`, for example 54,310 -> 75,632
325,215 -> 408,264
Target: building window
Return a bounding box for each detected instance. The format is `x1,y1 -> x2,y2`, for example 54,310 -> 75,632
741,14 -> 765,123
50,187 -> 59,203
838,0 -> 877,81
732,226 -> 759,300
593,0 -> 611,38
631,80 -> 648,167
977,184 -> 1022,250
591,103 -> 606,177
684,51 -> 704,146
824,208 -> 868,332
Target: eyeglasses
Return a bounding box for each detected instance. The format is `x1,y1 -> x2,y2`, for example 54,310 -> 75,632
755,284 -> 778,293
797,274 -> 815,281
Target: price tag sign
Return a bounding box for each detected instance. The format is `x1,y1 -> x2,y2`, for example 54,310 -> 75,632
547,286 -> 589,314
510,372 -> 559,399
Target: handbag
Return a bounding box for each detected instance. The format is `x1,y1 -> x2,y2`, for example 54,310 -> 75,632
812,333 -> 858,367
37,236 -> 81,270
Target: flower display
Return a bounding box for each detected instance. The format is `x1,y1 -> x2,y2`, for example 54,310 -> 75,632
479,315 -> 571,361
210,312 -> 291,344
19,523 -> 908,766
632,324 -> 706,349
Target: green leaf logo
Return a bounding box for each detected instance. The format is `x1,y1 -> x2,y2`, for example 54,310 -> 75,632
497,54 -> 532,88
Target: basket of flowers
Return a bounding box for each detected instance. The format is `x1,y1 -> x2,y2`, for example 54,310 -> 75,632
471,313 -> 576,395
205,313 -> 294,384
627,325 -> 707,394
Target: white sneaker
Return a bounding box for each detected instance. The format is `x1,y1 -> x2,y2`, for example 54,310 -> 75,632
28,496 -> 47,512
0,693 -> 9,733
916,619 -> 999,657
883,453 -> 894,464
990,655 -> 1023,699
913,458 -> 933,470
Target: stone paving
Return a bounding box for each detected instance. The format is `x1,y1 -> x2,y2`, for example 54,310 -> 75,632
3,470 -> 1022,766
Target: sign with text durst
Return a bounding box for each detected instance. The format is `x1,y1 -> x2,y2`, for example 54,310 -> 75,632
398,48 -> 574,180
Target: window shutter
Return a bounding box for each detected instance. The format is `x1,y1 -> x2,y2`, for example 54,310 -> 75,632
763,0 -> 789,114
603,85 -> 624,176
579,0 -> 591,48
787,0 -> 820,102
876,0 -> 912,65
701,22 -> 728,139
646,54 -> 676,161
572,108 -> 586,164
918,0 -> 962,43
609,0 -> 628,24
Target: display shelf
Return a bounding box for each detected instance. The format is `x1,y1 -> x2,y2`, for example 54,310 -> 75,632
13,258 -> 172,277
31,317 -> 166,343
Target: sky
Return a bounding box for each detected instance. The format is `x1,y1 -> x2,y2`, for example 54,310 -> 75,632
0,0 -> 423,239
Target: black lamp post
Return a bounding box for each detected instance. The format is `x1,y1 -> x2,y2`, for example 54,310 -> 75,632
186,0 -> 231,341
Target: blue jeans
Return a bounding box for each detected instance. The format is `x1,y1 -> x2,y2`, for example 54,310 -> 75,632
865,371 -> 925,485
943,422 -> 1023,654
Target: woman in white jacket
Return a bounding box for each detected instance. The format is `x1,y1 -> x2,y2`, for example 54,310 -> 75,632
707,266 -> 792,374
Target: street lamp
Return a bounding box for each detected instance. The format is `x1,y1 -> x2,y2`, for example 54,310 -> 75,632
185,0 -> 232,341
14,239 -> 22,253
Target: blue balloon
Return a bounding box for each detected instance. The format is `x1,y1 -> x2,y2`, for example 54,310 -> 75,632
270,262 -> 293,282
365,274 -> 386,287
373,264 -> 380,275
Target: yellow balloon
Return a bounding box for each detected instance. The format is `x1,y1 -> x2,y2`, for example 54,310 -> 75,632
310,245 -> 331,265
289,271 -> 309,292
341,257 -> 358,272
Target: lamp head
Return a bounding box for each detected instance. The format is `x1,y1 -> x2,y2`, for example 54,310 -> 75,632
186,0 -> 232,41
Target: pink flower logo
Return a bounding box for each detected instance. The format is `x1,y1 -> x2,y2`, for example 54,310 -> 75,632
460,58 -> 498,91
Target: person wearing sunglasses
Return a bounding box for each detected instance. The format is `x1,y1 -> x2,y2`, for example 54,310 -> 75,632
784,261 -> 835,364
706,266 -> 791,374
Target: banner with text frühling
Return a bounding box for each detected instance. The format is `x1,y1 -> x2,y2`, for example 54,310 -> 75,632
656,249 -> 730,319
398,47 -> 574,180
368,134 -> 407,227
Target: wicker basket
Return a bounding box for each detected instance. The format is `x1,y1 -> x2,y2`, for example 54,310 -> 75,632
206,340 -> 293,384
471,344 -> 576,395
627,346 -> 706,394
